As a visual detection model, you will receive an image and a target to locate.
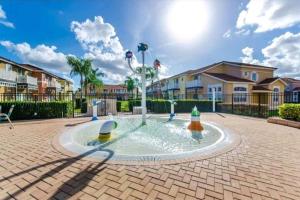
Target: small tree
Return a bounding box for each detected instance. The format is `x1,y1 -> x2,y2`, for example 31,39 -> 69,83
67,56 -> 92,105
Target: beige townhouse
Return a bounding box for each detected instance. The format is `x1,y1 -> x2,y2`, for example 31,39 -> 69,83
147,61 -> 288,105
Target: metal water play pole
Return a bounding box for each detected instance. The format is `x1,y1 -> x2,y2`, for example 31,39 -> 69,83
141,50 -> 147,125
125,43 -> 149,125
212,88 -> 216,112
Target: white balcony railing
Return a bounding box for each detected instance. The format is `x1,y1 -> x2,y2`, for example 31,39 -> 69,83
186,80 -> 202,88
17,75 -> 38,86
47,80 -> 61,90
168,82 -> 179,90
0,70 -> 17,82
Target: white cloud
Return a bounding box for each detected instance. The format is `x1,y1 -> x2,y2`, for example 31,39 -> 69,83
222,29 -> 231,38
0,40 -> 70,73
240,47 -> 260,64
71,16 -> 153,83
0,5 -> 14,28
236,0 -> 300,33
262,32 -> 300,78
235,28 -> 250,36
240,32 -> 300,79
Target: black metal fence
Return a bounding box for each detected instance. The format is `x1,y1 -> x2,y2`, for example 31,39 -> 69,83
0,92 -> 299,119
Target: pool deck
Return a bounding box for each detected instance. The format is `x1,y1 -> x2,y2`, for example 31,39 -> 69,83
0,113 -> 300,200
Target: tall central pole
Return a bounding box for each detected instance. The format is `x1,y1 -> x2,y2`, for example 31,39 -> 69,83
141,50 -> 147,125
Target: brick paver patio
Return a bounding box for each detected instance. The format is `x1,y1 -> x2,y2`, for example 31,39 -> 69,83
0,113 -> 300,200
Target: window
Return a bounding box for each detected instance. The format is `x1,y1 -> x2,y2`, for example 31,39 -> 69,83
251,72 -> 258,81
273,87 -> 280,103
293,92 -> 299,102
5,64 -> 12,71
243,71 -> 249,77
208,84 -> 223,101
233,85 -> 248,103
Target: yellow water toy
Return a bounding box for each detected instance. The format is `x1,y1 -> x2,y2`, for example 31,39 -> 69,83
188,106 -> 204,132
98,120 -> 118,142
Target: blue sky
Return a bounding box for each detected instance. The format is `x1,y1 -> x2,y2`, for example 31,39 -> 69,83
0,0 -> 300,89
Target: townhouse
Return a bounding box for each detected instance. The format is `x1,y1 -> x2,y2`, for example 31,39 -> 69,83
282,78 -> 300,102
86,84 -> 138,100
147,61 -> 289,104
0,56 -> 73,96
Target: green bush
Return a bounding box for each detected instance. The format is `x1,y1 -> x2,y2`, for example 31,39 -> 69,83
279,104 -> 300,121
0,101 -> 73,120
117,101 -> 130,112
128,99 -> 214,113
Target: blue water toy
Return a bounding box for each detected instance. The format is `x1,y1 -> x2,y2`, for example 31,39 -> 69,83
168,100 -> 177,121
92,99 -> 102,121
98,120 -> 118,142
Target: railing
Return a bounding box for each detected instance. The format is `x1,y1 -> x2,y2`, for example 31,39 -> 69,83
17,75 -> 38,86
168,82 -> 179,90
186,80 -> 202,88
0,70 -> 17,82
47,81 -> 61,90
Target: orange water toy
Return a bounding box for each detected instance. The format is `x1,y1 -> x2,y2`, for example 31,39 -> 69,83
187,106 -> 204,132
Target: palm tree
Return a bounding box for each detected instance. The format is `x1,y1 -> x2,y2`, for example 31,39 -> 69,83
146,67 -> 156,99
85,68 -> 105,95
125,76 -> 135,98
67,56 -> 92,105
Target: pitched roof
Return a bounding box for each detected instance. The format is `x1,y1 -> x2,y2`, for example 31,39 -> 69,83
258,77 -> 287,85
190,61 -> 277,76
0,56 -> 27,70
293,87 -> 300,91
204,73 -> 254,83
259,77 -> 279,84
222,61 -> 277,70
282,77 -> 300,83
252,86 -> 271,91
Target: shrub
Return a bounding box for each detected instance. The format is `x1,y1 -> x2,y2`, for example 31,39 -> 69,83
128,99 -> 214,113
116,101 -> 130,112
0,101 -> 73,120
279,104 -> 300,121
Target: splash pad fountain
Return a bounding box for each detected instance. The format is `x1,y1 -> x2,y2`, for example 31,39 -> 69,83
56,43 -> 240,165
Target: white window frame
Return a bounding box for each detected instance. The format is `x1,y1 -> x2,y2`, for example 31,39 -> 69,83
272,86 -> 280,104
243,71 -> 249,78
251,71 -> 258,82
233,84 -> 248,103
293,91 -> 298,102
208,84 -> 223,101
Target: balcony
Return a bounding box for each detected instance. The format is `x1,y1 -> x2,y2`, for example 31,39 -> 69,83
17,75 -> 38,86
186,80 -> 202,88
168,82 -> 179,90
47,81 -> 61,91
0,70 -> 17,82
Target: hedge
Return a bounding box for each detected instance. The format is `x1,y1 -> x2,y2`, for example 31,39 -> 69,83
279,103 -> 300,121
127,99 -> 214,113
117,101 -> 130,112
0,101 -> 73,120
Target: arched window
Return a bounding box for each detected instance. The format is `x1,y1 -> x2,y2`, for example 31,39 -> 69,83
273,87 -> 280,103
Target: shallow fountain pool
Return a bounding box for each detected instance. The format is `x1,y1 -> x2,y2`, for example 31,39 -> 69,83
58,116 -> 239,164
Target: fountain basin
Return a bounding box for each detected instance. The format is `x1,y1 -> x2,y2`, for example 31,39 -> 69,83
55,115 -> 240,165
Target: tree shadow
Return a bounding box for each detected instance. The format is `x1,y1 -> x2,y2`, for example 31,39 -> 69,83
1,123 -> 144,199
2,147 -> 113,200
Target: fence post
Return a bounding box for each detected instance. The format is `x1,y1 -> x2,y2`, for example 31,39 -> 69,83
231,94 -> 234,114
258,93 -> 261,117
212,88 -> 216,112
72,92 -> 75,118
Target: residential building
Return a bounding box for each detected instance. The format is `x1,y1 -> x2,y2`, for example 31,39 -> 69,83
0,56 -> 38,95
86,84 -> 138,100
282,78 -> 300,103
0,56 -> 73,98
21,64 -> 73,94
147,61 -> 288,105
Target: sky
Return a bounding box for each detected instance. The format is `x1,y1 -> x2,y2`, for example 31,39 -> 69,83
0,0 -> 300,89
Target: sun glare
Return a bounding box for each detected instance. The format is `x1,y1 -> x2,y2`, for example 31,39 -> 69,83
166,0 -> 209,42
